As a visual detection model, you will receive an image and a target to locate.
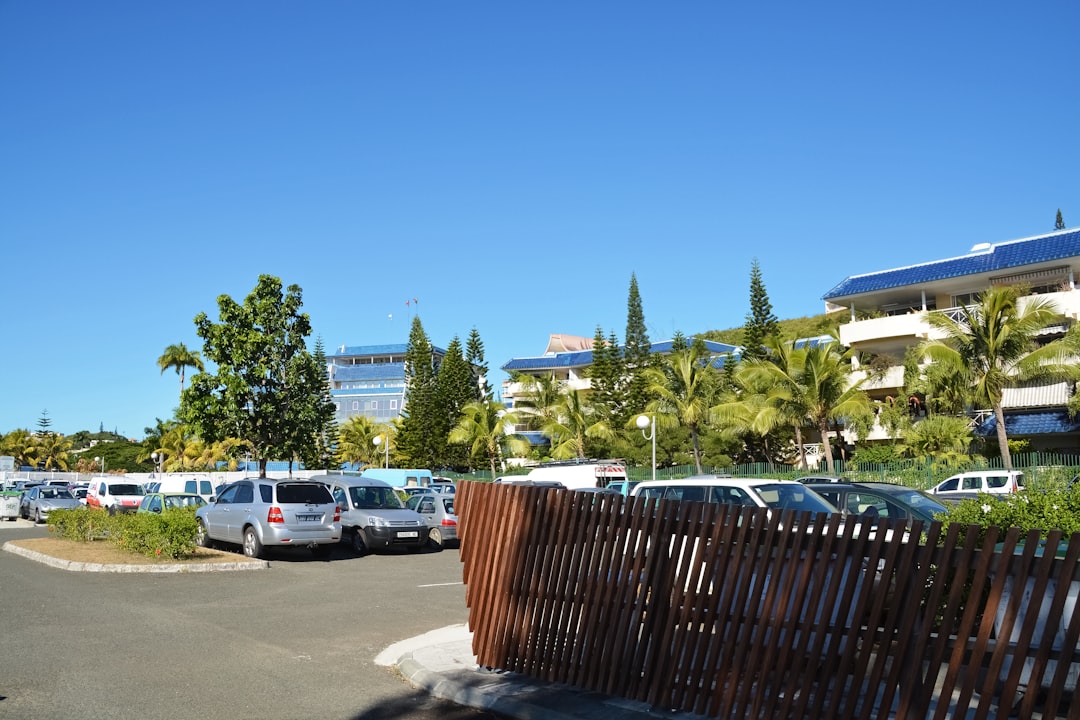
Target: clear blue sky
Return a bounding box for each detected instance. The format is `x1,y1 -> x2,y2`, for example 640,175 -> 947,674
2,2 -> 1078,438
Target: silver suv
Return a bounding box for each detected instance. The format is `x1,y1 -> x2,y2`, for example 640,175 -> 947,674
195,479 -> 340,559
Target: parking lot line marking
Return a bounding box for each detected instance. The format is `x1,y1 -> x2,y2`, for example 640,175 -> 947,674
417,581 -> 464,588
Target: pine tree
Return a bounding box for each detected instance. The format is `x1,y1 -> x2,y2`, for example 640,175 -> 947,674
588,327 -> 618,415
465,327 -> 490,400
305,335 -> 338,469
37,410 -> 52,435
1056,209 -> 1066,230
741,259 -> 780,362
396,316 -> 439,468
435,337 -> 475,469
624,273 -> 652,419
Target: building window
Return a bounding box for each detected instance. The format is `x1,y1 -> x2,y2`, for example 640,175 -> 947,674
352,401 -> 359,411
390,400 -> 397,410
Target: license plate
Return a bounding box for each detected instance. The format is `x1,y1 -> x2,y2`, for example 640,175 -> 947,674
297,514 -> 320,522
397,531 -> 419,538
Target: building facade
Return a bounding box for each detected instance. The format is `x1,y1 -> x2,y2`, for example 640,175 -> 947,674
823,227 -> 1080,450
326,343 -> 446,425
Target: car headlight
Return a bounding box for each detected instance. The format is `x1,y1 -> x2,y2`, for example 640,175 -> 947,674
368,517 -> 389,528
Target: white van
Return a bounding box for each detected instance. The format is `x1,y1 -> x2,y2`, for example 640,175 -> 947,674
930,470 -> 1025,499
149,476 -> 218,503
524,461 -> 627,491
313,475 -> 429,555
86,479 -> 145,514
630,476 -> 839,517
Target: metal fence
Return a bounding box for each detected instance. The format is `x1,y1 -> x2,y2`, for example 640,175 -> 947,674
457,481 -> 1080,719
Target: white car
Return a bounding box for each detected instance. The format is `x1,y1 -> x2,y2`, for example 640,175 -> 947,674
930,470 -> 1024,500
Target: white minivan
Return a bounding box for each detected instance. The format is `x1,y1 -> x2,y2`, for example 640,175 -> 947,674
630,476 -> 840,519
930,470 -> 1024,499
86,479 -> 145,514
312,475 -> 429,556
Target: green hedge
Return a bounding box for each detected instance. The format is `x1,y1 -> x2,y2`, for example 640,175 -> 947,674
47,507 -> 201,559
933,485 -> 1080,541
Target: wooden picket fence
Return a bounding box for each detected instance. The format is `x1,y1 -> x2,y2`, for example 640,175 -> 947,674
457,481 -> 1080,719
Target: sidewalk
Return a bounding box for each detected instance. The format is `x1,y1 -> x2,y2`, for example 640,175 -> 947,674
376,625 -> 692,720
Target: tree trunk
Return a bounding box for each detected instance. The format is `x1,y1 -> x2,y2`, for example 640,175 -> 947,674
794,424 -> 806,469
994,402 -> 1012,470
691,425 -> 703,474
818,419 -> 834,472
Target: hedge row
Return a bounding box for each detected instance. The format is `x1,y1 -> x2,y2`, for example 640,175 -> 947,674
47,507 -> 201,559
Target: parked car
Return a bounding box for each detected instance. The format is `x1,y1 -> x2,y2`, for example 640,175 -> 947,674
149,476 -> 218,503
930,470 -> 1025,500
796,475 -> 847,484
195,479 -> 341,559
314,475 -> 429,555
86,479 -> 145,514
20,485 -> 81,523
405,491 -> 458,549
801,481 -> 949,525
137,492 -> 206,514
631,477 -> 840,518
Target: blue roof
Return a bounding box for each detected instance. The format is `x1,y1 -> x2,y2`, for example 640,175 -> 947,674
974,410 -> 1080,437
501,339 -> 741,372
332,363 -> 405,381
823,228 -> 1080,300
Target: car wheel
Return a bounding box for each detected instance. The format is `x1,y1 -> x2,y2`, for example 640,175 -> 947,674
350,529 -> 368,556
242,526 -> 263,559
195,519 -> 212,548
34,509 -> 42,525
428,527 -> 443,550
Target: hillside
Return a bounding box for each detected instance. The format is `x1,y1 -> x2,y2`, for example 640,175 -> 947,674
698,312 -> 843,347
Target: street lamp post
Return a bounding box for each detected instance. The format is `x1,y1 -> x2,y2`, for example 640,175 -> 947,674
94,456 -> 105,476
636,414 -> 656,483
372,435 -> 389,469
150,452 -> 163,478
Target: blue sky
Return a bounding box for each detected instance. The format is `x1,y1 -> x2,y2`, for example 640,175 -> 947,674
2,2 -> 1078,438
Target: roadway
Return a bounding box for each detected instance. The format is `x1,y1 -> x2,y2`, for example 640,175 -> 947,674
0,523 -> 506,720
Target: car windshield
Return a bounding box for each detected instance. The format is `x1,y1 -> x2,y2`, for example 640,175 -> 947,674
38,489 -> 73,500
877,487 -> 948,515
110,484 -> 144,496
276,483 -> 334,505
753,484 -> 838,515
350,486 -> 403,509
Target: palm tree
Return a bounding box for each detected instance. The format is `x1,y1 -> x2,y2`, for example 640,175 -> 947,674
158,343 -> 205,398
903,414 -> 973,462
541,388 -> 615,460
735,335 -> 872,473
641,339 -> 719,474
1,429 -> 39,470
511,371 -> 564,432
919,286 -> 1066,469
449,399 -> 530,475
336,415 -> 381,469
36,432 -> 72,470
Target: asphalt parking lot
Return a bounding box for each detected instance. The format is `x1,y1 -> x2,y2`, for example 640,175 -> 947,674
0,522 -> 506,720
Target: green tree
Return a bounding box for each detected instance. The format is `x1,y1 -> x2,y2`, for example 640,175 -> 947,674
396,316 -> 440,468
182,275 -> 331,478
641,337 -> 719,474
336,415 -> 381,469
36,432 -> 72,470
902,414 -> 973,461
158,342 -> 205,399
541,388 -> 614,460
306,336 -> 338,470
1,429 -> 39,469
1056,209 -> 1066,230
512,371 -> 564,434
435,337 -> 475,469
587,327 -> 624,422
465,328 -> 490,401
734,335 -> 872,472
918,285 -> 1066,470
449,399 -> 530,474
741,259 -> 780,362
36,410 -> 52,435
624,273 -> 652,418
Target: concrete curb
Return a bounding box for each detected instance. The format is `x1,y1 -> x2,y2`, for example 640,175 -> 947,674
2,541 -> 269,573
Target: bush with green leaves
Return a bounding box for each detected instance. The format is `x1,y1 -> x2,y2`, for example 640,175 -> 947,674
934,486 -> 1080,543
47,507 -> 200,559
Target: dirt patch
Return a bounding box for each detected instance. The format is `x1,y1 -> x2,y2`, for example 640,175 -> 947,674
9,537 -> 257,566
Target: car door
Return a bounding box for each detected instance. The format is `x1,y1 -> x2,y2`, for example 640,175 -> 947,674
204,484 -> 238,541
226,481 -> 256,542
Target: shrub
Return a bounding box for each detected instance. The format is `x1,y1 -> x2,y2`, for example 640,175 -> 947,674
47,506 -> 200,559
934,485 -> 1080,543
